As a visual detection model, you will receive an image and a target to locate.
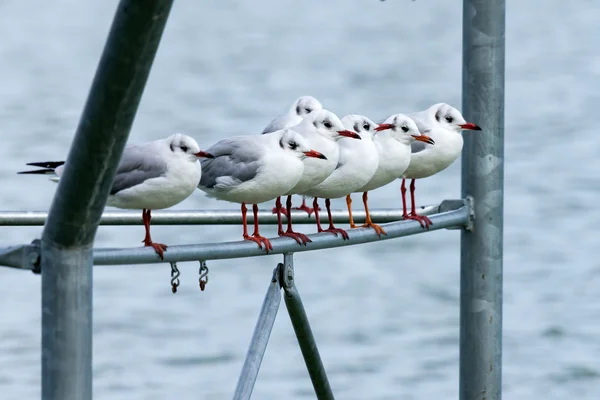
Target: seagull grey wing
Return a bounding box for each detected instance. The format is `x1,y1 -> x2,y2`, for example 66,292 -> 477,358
261,112 -> 304,135
411,141 -> 428,154
407,112 -> 432,154
110,145 -> 168,195
261,115 -> 289,135
199,138 -> 262,189
407,112 -> 432,134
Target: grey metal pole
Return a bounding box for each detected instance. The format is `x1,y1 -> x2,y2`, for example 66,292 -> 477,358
40,1 -> 173,399
460,1 -> 505,400
233,266 -> 282,400
282,254 -> 335,400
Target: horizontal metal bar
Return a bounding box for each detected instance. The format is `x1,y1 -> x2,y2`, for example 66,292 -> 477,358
0,201 -> 469,269
93,203 -> 469,265
0,204 -> 442,226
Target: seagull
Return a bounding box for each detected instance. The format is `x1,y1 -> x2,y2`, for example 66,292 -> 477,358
276,109 -> 361,245
261,95 -> 324,215
355,114 -> 435,235
261,95 -> 323,135
403,103 -> 481,228
18,134 -> 213,259
197,129 -> 327,252
303,115 -> 380,239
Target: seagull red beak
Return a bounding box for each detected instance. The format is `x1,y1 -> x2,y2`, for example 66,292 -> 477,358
337,130 -> 361,139
412,135 -> 435,145
195,150 -> 214,158
304,150 -> 327,160
374,123 -> 394,131
458,122 -> 482,131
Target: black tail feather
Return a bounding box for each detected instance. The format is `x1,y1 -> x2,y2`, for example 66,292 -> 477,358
17,168 -> 57,175
25,161 -> 65,169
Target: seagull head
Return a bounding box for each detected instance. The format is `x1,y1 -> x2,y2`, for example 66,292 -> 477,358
428,103 -> 482,133
299,109 -> 361,142
168,134 -> 213,161
290,95 -> 323,118
341,114 -> 378,141
279,130 -> 327,160
374,114 -> 435,146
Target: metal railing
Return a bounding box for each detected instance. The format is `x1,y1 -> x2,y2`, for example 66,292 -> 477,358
0,0 -> 504,399
0,200 -> 468,269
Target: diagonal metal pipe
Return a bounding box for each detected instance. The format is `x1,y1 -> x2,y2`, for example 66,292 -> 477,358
40,1 -> 174,399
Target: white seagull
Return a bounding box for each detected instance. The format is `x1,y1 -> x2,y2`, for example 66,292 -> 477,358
261,95 -> 323,135
402,103 -> 481,228
355,114 -> 435,235
18,134 -> 213,259
198,129 -> 327,252
275,109 -> 361,245
261,95 -> 324,215
302,115 -> 380,239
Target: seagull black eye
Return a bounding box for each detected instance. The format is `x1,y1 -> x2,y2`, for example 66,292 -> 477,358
363,123 -> 370,131
445,116 -> 454,123
304,108 -> 311,114
323,121 -> 332,129
180,145 -> 189,152
289,141 -> 298,150
401,126 -> 409,133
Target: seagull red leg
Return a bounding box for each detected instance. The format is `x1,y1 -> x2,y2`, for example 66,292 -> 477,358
141,209 -> 168,259
400,179 -> 426,229
313,198 -> 325,233
142,209 -> 152,244
409,179 -> 432,229
360,192 -> 387,237
279,195 -> 311,245
322,198 -> 350,240
242,202 -> 265,250
292,196 -> 319,216
271,196 -> 288,217
251,204 -> 273,252
274,196 -> 285,236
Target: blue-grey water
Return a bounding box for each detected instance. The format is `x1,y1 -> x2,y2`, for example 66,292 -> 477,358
1,0 -> 599,399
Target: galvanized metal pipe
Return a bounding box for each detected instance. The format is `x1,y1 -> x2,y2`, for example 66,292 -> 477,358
92,204 -> 470,266
460,1 -> 505,399
282,254 -> 335,400
40,1 -> 173,400
0,205 -> 440,226
233,266 -> 282,400
0,204 -> 470,270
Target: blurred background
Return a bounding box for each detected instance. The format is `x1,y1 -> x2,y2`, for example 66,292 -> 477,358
0,0 -> 598,399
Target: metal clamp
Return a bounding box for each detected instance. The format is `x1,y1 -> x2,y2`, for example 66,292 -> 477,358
0,239 -> 41,273
439,198 -> 474,231
281,253 -> 294,290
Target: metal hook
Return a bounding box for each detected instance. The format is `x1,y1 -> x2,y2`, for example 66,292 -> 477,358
199,260 -> 209,291
170,262 -> 180,293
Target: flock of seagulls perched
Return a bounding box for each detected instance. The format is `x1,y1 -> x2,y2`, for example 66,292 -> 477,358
19,96 -> 481,259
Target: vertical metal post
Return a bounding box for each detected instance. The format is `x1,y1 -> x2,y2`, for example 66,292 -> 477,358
460,1 -> 505,400
282,254 -> 335,400
233,266 -> 282,400
41,1 -> 173,399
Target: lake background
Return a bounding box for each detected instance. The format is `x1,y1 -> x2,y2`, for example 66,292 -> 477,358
1,0 -> 599,399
